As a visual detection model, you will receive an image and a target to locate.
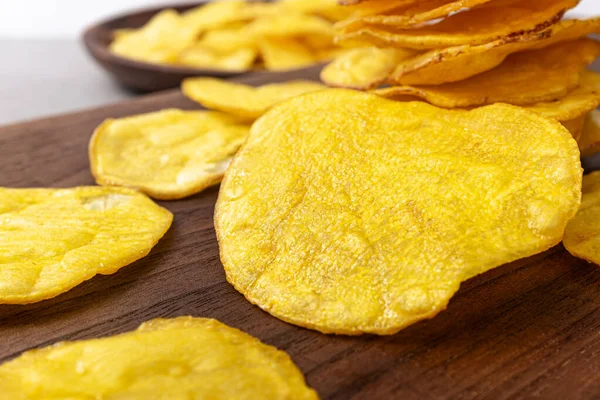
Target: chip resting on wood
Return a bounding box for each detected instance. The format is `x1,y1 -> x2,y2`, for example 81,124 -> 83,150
90,109 -> 250,200
0,186 -> 172,304
0,317 -> 318,399
564,172 -> 600,267
215,89 -> 582,335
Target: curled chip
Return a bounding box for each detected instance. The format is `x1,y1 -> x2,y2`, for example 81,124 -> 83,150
0,317 -> 318,399
246,14 -> 334,38
182,1 -> 278,32
562,115 -> 586,142
110,10 -> 198,64
374,40 -> 600,108
564,172 -> 600,266
321,47 -> 418,89
577,110 -> 600,157
90,109 -> 250,200
0,186 -> 172,304
526,71 -> 600,122
182,78 -> 325,119
337,0 -> 494,31
178,45 -> 257,71
391,18 -> 600,85
335,0 -> 575,50
215,89 -> 582,335
281,0 -> 353,21
259,37 -> 317,71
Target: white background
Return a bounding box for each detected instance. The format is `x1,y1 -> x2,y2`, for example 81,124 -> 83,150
0,0 -> 598,38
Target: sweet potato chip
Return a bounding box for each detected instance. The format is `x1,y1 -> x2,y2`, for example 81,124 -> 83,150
0,187 -> 172,304
577,110 -> 600,157
562,115 -> 587,143
375,40 -> 600,107
391,18 -> 600,85
338,0 -> 493,31
90,109 -> 250,200
178,45 -> 257,71
0,317 -> 318,399
321,47 -> 418,89
215,89 -> 581,335
182,78 -> 325,119
259,37 -> 317,71
335,0 -> 575,50
564,171 -> 600,266
526,71 -> 600,122
110,9 -> 198,64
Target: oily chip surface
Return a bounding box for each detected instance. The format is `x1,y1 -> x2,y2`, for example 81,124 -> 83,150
564,172 -> 600,266
182,78 -> 325,120
375,39 -> 600,108
0,317 -> 318,399
335,0 -> 575,50
321,47 -> 418,89
391,17 -> 600,85
216,89 -> 582,335
90,109 -> 250,200
0,186 -> 172,304
578,110 -> 600,157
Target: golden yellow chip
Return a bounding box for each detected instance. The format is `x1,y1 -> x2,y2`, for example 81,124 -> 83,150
577,110 -> 600,157
246,13 -> 335,38
215,89 -> 582,335
182,78 -> 325,120
375,39 -> 600,107
0,186 -> 172,304
526,71 -> 600,122
178,45 -> 257,71
391,18 -> 600,85
110,10 -> 198,64
199,27 -> 258,53
182,1 -> 279,32
321,47 -> 418,89
0,317 -> 318,399
564,171 -> 600,266
281,0 -> 353,21
89,109 -> 250,200
335,0 -> 575,50
562,115 -> 586,143
259,37 -> 317,71
337,0 -> 493,31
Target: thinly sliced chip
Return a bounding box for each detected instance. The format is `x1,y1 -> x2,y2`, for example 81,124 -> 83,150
198,27 -> 258,53
90,109 -> 250,200
577,110 -> 600,157
281,0 -> 353,21
246,13 -> 335,38
375,40 -> 600,107
0,317 -> 318,399
182,78 -> 325,119
178,45 -> 257,71
182,1 -> 279,32
526,71 -> 600,122
321,47 -> 418,89
0,187 -> 172,304
338,0 -> 494,31
335,0 -> 575,50
391,18 -> 600,85
259,37 -> 317,71
215,89 -> 581,335
564,171 -> 600,265
562,115 -> 586,142
344,0 -> 422,17
110,10 -> 198,64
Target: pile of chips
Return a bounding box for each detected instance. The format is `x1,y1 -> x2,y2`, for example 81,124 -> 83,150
110,0 -> 352,71
322,0 -> 600,145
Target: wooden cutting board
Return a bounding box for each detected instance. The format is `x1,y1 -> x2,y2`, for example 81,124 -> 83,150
1,65 -> 600,400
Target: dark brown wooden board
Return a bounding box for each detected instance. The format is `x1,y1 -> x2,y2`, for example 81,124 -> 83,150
2,65 -> 600,400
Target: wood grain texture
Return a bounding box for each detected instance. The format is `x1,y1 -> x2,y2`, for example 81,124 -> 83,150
2,66 -> 600,400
